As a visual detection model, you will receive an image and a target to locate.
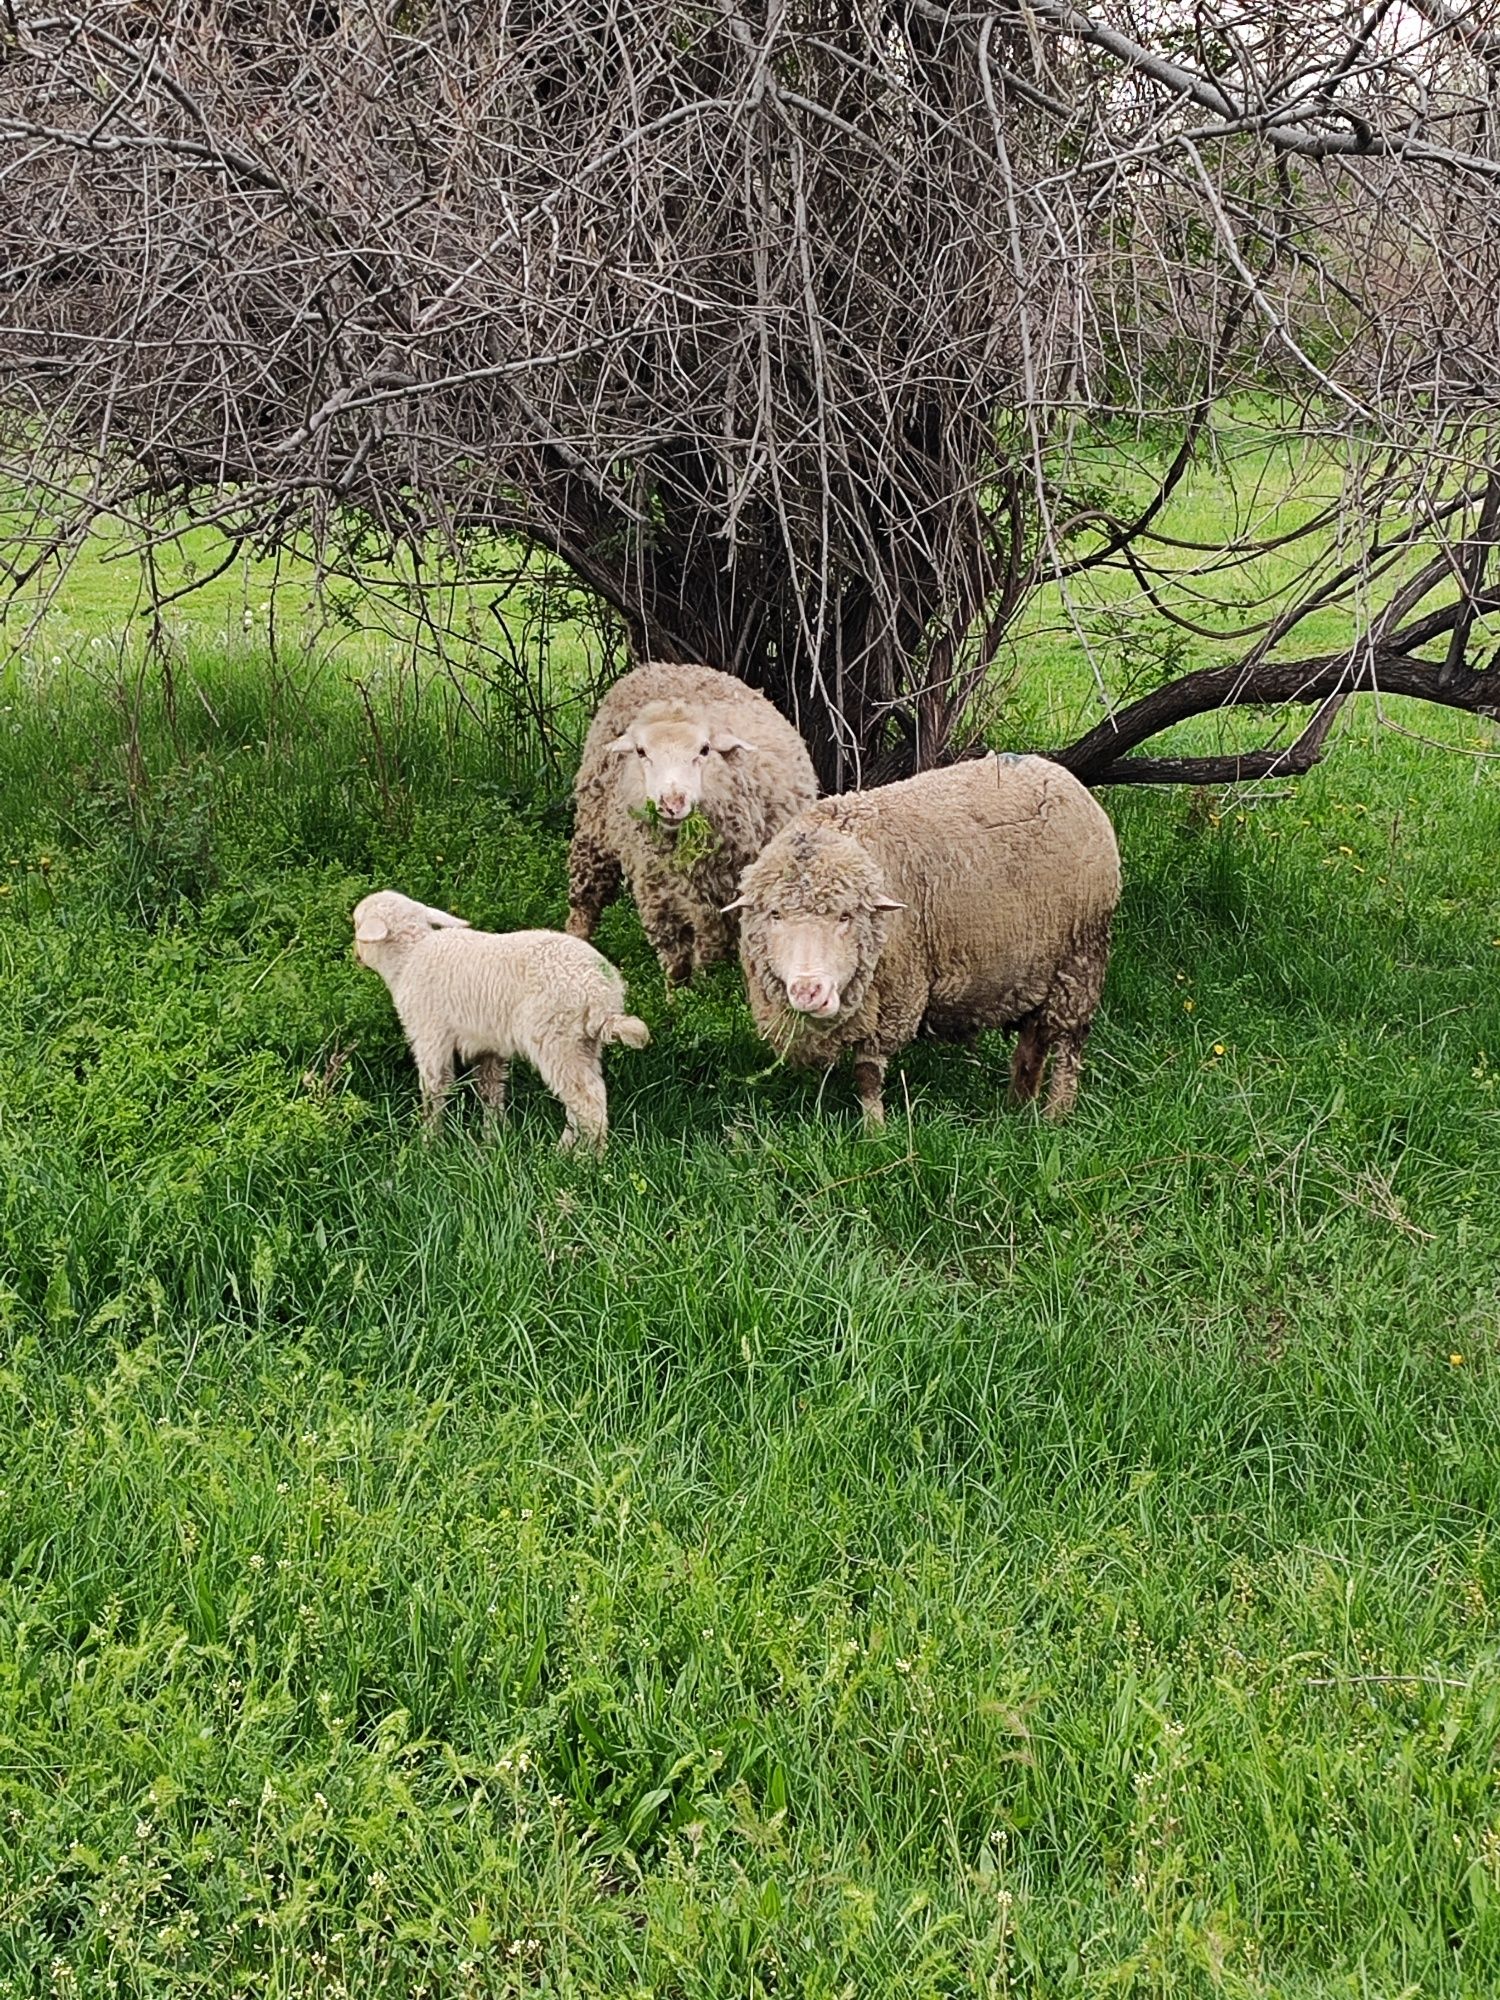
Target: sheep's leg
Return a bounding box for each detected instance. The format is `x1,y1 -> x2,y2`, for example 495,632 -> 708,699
1008,1013 -> 1048,1106
566,831 -> 622,940
474,1051 -> 510,1133
411,1035 -> 455,1137
636,887 -> 696,991
1035,916 -> 1112,1121
852,1055 -> 887,1131
1043,1033 -> 1087,1122
692,910 -> 734,974
533,1040 -> 611,1156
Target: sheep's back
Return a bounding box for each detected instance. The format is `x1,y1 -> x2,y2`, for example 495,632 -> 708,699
814,755 -> 1119,985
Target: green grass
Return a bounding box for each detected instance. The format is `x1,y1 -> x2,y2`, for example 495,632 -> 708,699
2,545 -> 1500,1993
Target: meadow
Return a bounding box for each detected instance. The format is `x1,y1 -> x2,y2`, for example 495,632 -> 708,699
2,447 -> 1500,1996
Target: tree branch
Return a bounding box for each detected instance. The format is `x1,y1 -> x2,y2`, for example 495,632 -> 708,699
1055,649 -> 1500,786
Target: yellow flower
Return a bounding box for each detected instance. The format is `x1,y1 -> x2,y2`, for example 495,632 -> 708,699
1183,998 -> 1195,1013
1212,1042 -> 1225,1056
1450,1353 -> 1465,1367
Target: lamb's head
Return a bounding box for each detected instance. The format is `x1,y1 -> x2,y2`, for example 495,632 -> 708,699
727,826 -> 903,1021
352,890 -> 470,970
607,699 -> 757,826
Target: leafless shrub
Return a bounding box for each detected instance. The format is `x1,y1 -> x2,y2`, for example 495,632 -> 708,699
1,0 -> 1498,786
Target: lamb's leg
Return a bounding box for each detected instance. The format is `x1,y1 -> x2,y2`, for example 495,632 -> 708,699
852,1055 -> 887,1131
566,831 -> 622,940
474,1052 -> 510,1133
1008,1013 -> 1048,1106
532,1039 -> 611,1156
411,1034 -> 455,1137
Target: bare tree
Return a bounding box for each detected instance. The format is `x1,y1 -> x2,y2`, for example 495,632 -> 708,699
1,0 -> 1498,787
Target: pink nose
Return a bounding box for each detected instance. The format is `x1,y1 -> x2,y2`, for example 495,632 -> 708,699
787,975 -> 839,1016
658,791 -> 689,820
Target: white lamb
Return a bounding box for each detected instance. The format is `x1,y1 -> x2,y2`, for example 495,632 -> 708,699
352,890 -> 650,1154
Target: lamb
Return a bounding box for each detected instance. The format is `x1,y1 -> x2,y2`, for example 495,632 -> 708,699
567,660 -> 818,987
352,890 -> 650,1154
726,754 -> 1121,1128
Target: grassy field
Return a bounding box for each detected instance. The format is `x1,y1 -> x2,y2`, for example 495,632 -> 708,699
3,460 -> 1500,1995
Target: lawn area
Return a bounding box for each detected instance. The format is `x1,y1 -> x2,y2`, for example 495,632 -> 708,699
2,462 -> 1500,1995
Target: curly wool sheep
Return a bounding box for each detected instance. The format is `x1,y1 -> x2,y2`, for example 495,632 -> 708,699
567,661 -> 818,986
353,890 -> 649,1154
727,755 -> 1121,1127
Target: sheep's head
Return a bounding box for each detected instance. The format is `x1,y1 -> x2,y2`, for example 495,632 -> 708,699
726,827 -> 903,1021
607,700 -> 757,826
352,889 -> 470,967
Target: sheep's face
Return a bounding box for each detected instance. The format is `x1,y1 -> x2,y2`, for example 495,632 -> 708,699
730,830 -> 903,1021
352,891 -> 470,967
608,705 -> 755,825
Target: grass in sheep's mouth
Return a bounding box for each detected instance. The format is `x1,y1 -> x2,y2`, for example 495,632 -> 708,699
630,798 -> 723,872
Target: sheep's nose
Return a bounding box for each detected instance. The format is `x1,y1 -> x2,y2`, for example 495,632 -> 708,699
786,975 -> 840,1017
657,789 -> 689,821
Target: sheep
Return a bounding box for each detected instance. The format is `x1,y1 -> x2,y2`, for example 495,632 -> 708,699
567,660 -> 818,988
726,754 -> 1120,1128
352,890 -> 650,1154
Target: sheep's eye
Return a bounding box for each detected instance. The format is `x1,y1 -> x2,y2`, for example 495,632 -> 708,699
837,913 -> 853,927
768,908 -> 781,922
698,742 -> 710,758
635,745 -> 647,758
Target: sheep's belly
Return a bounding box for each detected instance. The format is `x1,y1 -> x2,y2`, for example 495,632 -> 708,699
921,970 -> 1044,1040
455,1029 -> 517,1063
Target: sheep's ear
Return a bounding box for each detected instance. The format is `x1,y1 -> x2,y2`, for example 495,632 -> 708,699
871,894 -> 905,912
720,895 -> 751,914
606,732 -> 635,757
710,731 -> 755,756
354,913 -> 390,943
422,903 -> 471,929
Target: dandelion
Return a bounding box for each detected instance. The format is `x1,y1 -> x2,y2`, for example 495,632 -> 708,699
1183,998 -> 1195,1013
1212,1042 -> 1225,1056
1450,1353 -> 1465,1367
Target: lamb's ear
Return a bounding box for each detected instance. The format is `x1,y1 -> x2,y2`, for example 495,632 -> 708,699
422,903 -> 471,929
871,894 -> 906,912
710,731 -> 755,756
606,732 -> 635,757
353,913 -> 390,943
720,895 -> 751,914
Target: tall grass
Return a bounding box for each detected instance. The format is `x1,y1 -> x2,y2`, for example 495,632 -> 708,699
1,489 -> 1500,1993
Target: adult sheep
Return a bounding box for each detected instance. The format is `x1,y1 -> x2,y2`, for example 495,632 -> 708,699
567,662 -> 818,987
726,755 -> 1121,1127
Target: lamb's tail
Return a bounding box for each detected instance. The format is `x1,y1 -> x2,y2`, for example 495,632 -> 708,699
598,1011 -> 651,1049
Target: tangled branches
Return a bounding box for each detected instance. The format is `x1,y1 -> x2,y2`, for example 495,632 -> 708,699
2,0 -> 1499,785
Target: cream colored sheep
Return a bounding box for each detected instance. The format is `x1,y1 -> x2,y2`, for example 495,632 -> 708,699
567,661 -> 818,987
352,890 -> 649,1154
727,755 -> 1121,1127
